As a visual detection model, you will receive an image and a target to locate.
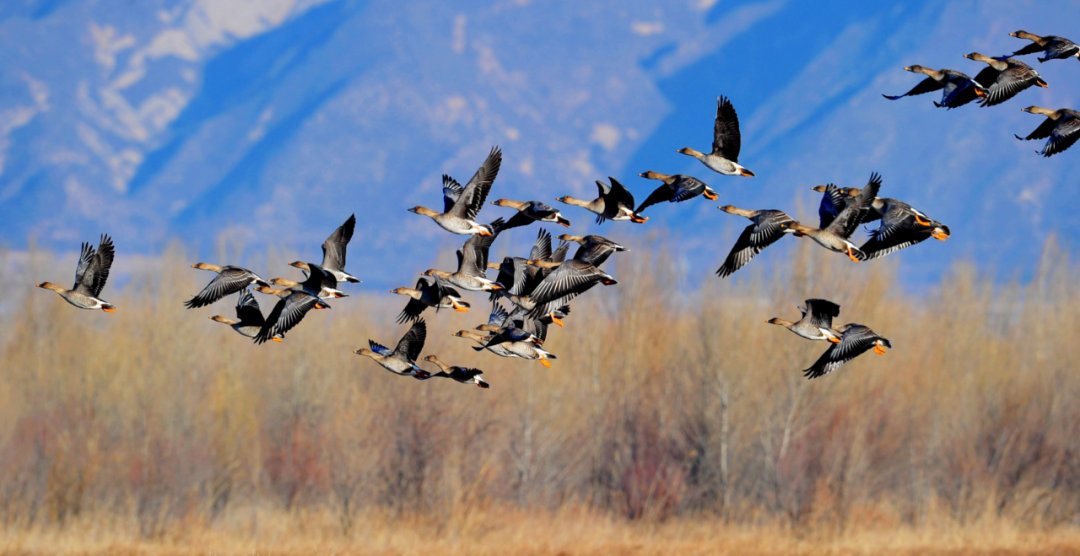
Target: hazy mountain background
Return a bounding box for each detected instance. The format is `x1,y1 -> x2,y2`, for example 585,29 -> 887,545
1,0 -> 1076,290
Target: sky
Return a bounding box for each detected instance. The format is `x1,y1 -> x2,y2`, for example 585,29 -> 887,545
0,0 -> 1077,292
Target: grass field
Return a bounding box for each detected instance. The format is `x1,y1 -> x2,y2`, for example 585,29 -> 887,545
1,236 -> 1077,554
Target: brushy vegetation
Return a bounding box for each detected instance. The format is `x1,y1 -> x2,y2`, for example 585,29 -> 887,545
0,236 -> 1077,554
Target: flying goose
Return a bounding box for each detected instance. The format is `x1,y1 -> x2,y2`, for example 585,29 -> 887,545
423,219 -> 505,292
965,52 -> 1047,107
802,323 -> 891,379
636,171 -> 718,215
409,147 -> 502,236
355,320 -> 430,379
768,299 -> 842,342
185,263 -> 270,309
787,173 -> 882,262
492,199 -> 571,230
1009,30 -> 1079,63
422,355 -> 490,388
1015,106 -> 1080,157
677,96 -> 755,177
715,206 -> 796,278
556,176 -> 647,224
391,276 -> 470,323
287,213 -> 359,284
38,234 -> 116,312
252,287 -> 330,345
270,262 -> 346,299
882,65 -> 986,108
210,289 -> 282,341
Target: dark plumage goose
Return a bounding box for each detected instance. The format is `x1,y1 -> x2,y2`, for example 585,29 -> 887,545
252,287 -> 330,345
288,213 -> 358,284
210,289 -> 281,341
676,96 -> 755,177
715,206 -> 796,278
391,276 -> 470,323
422,355 -> 490,388
882,65 -> 986,108
185,263 -> 270,309
38,234 -> 116,312
423,218 -> 505,292
856,200 -> 949,261
768,299 -> 841,342
788,173 -> 882,262
1015,106 -> 1080,157
355,320 -> 430,379
802,323 -> 891,379
492,199 -> 571,230
965,52 -> 1047,107
636,171 -> 718,215
1009,30 -> 1080,63
409,147 -> 502,236
556,176 -> 647,224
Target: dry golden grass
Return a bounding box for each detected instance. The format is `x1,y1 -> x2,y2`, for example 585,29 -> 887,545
2,506 -> 1079,555
0,235 -> 1078,554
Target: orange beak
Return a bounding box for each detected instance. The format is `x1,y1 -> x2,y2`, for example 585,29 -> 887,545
739,168 -> 755,177
974,88 -> 986,98
873,344 -> 888,355
931,230 -> 950,241
539,359 -> 552,368
271,337 -> 284,343
703,190 -> 719,201
1035,78 -> 1048,88
477,228 -> 493,237
102,306 -> 117,313
630,214 -> 649,224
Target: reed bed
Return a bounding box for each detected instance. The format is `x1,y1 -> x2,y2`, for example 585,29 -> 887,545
0,236 -> 1077,554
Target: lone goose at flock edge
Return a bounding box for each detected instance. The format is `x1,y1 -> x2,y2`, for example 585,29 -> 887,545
38,234 -> 116,312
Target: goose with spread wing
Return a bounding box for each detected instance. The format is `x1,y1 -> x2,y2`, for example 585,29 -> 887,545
715,206 -> 796,278
788,173 -> 882,262
391,276 -> 470,323
677,96 -> 755,177
252,287 -> 330,345
492,199 -> 571,230
355,320 -> 430,379
636,171 -> 718,216
965,52 -> 1047,107
556,176 -> 647,224
556,234 -> 627,268
882,65 -> 986,108
210,289 -> 282,341
802,323 -> 891,379
185,263 -> 270,309
768,299 -> 842,342
423,218 -> 505,292
856,200 -> 949,261
422,356 -> 490,388
38,234 -> 116,312
286,213 -> 359,284
1009,31 -> 1079,63
1015,106 -> 1080,157
409,147 -> 502,236
270,262 -> 346,299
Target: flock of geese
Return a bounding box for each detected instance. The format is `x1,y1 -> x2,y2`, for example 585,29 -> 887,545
36,29 -> 1074,384
883,30 -> 1079,156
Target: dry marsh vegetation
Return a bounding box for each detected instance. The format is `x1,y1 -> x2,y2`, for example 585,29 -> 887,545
0,237 -> 1078,554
